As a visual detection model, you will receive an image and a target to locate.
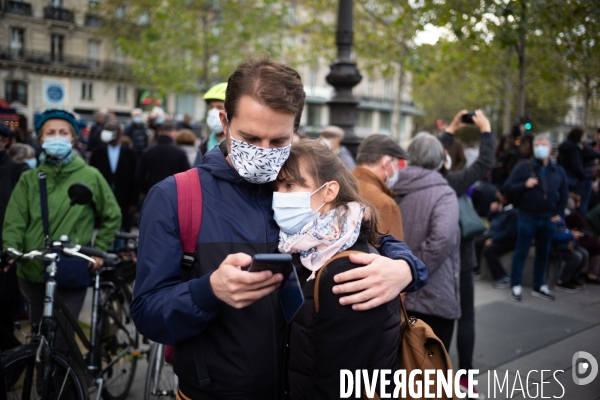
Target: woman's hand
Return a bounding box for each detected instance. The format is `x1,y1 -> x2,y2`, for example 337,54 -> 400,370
332,253 -> 412,311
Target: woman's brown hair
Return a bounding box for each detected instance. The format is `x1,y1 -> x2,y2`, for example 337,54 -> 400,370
278,139 -> 381,245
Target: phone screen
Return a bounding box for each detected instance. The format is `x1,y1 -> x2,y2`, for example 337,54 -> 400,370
279,265 -> 304,324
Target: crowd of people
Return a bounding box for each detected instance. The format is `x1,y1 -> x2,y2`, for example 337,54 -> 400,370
1,57 -> 600,399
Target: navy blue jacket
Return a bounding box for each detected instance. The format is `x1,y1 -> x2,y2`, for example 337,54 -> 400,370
131,145 -> 427,399
487,207 -> 519,246
502,159 -> 569,219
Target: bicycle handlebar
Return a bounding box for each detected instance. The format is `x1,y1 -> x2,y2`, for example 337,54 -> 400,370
7,242 -> 106,265
114,232 -> 138,240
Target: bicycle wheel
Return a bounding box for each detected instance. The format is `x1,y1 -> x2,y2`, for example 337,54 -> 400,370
143,343 -> 177,400
2,343 -> 88,400
99,287 -> 139,400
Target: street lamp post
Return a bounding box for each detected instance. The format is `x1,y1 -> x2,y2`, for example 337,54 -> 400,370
326,0 -> 362,157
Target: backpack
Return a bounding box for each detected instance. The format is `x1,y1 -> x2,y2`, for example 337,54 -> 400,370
164,168 -> 203,364
315,251 -> 457,400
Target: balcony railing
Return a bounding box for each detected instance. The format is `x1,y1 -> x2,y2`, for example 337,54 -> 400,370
0,45 -> 127,76
5,1 -> 33,16
44,5 -> 75,23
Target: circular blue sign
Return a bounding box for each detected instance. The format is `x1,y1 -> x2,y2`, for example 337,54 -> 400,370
47,85 -> 64,102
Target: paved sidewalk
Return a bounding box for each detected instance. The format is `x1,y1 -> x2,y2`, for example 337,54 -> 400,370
451,279 -> 600,400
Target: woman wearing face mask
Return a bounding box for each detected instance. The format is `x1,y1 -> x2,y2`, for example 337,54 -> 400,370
274,140 -> 400,399
2,108 -> 121,350
8,142 -> 37,169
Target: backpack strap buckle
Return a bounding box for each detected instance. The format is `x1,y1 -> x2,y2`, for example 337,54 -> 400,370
181,253 -> 195,270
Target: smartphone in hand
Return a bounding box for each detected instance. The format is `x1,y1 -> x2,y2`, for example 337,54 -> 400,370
248,254 -> 292,274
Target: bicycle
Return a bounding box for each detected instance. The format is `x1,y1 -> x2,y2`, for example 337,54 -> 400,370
143,342 -> 177,400
2,237 -> 140,400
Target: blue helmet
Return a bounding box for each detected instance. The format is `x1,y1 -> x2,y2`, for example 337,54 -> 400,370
34,108 -> 80,136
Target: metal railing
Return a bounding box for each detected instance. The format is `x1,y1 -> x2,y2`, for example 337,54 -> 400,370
5,0 -> 33,16
44,5 -> 75,23
0,45 -> 127,76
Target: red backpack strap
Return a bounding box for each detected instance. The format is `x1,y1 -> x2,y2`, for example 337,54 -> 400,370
174,168 -> 203,270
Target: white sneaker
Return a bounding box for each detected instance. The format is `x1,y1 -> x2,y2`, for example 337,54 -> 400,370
509,285 -> 522,301
532,285 -> 555,301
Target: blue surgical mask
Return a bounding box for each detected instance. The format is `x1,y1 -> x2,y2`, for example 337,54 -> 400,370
133,116 -> 143,124
25,158 -> 37,169
42,136 -> 73,159
534,145 -> 549,160
156,117 -> 164,125
272,182 -> 328,235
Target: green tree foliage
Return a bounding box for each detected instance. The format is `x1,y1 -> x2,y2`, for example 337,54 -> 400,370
98,0 -> 289,94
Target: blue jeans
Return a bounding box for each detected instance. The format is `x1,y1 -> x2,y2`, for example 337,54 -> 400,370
511,214 -> 555,289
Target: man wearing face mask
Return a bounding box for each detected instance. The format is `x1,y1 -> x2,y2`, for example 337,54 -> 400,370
90,123 -> 138,237
200,82 -> 227,155
352,134 -> 406,240
319,125 -> 356,171
124,108 -> 149,157
131,58 -> 427,400
503,134 -> 569,302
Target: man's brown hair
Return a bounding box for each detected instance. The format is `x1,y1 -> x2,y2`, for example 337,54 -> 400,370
224,58 -> 306,132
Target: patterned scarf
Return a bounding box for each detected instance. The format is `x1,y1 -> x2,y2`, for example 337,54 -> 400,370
278,201 -> 365,280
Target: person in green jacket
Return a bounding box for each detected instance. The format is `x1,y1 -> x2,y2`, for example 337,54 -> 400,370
2,108 -> 121,350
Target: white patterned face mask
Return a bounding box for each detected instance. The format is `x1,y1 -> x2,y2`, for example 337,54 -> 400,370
227,126 -> 291,184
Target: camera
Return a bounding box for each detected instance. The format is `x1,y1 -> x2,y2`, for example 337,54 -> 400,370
461,112 -> 476,124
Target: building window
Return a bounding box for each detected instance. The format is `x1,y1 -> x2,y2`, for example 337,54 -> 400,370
81,82 -> 93,100
115,47 -> 124,63
88,0 -> 99,9
309,68 -> 317,88
51,34 -> 64,62
175,93 -> 196,116
115,6 -> 125,18
117,84 -> 127,103
384,80 -> 393,100
88,40 -> 100,67
10,28 -> 25,58
366,79 -> 374,98
5,81 -> 28,105
52,0 -> 63,7
306,103 -> 321,130
380,111 -> 391,132
356,110 -> 373,129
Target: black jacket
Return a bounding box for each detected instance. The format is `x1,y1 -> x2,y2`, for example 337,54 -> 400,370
0,150 -> 27,301
444,132 -> 495,272
287,240 -> 400,400
88,122 -> 105,152
503,160 -> 569,219
124,122 -> 149,156
89,144 -> 138,229
558,139 -> 586,181
136,135 -> 190,194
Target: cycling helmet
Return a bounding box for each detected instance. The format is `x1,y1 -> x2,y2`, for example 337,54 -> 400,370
35,108 -> 80,136
203,82 -> 227,103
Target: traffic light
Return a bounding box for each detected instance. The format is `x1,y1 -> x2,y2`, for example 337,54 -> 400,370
525,122 -> 532,130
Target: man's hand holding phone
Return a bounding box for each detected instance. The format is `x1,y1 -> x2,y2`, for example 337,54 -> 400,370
210,253 -> 283,309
